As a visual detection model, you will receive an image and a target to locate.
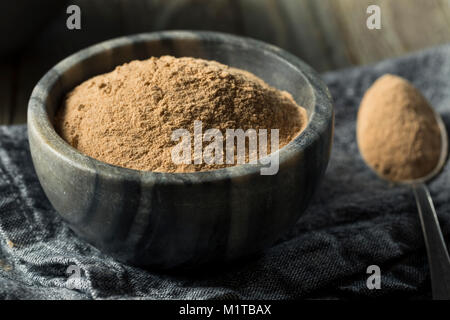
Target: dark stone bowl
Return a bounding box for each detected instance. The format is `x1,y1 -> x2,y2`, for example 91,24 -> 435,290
27,31 -> 334,270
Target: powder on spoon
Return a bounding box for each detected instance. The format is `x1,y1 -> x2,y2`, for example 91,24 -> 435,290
357,74 -> 442,181
55,56 -> 307,172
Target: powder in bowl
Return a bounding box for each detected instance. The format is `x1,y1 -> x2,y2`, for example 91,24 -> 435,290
55,55 -> 308,172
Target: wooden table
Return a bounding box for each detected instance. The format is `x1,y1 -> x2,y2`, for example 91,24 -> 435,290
2,0 -> 450,125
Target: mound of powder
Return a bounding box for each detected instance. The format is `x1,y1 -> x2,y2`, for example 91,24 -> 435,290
55,56 -> 307,172
357,74 -> 442,181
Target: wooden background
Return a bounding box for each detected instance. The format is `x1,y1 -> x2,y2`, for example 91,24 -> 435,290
1,0 -> 450,124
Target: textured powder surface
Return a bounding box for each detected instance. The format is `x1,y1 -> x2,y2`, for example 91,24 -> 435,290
357,74 -> 442,181
55,56 -> 307,172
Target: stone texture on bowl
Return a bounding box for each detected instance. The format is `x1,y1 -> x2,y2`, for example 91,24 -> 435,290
27,31 -> 334,269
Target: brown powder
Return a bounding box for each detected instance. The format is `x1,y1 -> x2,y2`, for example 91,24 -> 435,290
55,56 -> 307,172
357,74 -> 442,181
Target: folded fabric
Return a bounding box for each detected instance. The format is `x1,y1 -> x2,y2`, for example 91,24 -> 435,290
1,44 -> 449,299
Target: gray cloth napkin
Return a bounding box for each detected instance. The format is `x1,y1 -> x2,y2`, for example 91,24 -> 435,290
1,44 -> 449,300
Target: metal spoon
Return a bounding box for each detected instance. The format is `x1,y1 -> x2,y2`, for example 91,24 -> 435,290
370,110 -> 449,299
410,111 -> 449,299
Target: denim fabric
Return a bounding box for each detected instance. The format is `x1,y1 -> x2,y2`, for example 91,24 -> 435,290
0,44 -> 449,299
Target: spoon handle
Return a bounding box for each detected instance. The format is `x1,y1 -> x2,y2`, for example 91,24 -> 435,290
413,183 -> 450,300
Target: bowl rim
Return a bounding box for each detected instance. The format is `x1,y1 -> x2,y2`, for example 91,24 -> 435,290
28,30 -> 333,184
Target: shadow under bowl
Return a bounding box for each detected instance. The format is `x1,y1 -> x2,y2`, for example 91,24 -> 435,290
27,31 -> 334,270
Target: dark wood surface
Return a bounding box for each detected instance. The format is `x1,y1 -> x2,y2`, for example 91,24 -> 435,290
2,0 -> 450,125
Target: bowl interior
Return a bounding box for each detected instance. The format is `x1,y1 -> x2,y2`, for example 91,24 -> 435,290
46,33 -> 315,125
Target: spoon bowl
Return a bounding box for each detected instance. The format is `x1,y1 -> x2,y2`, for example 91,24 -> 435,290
399,109 -> 448,185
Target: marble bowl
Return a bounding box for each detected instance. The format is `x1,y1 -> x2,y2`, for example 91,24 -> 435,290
27,31 -> 334,270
